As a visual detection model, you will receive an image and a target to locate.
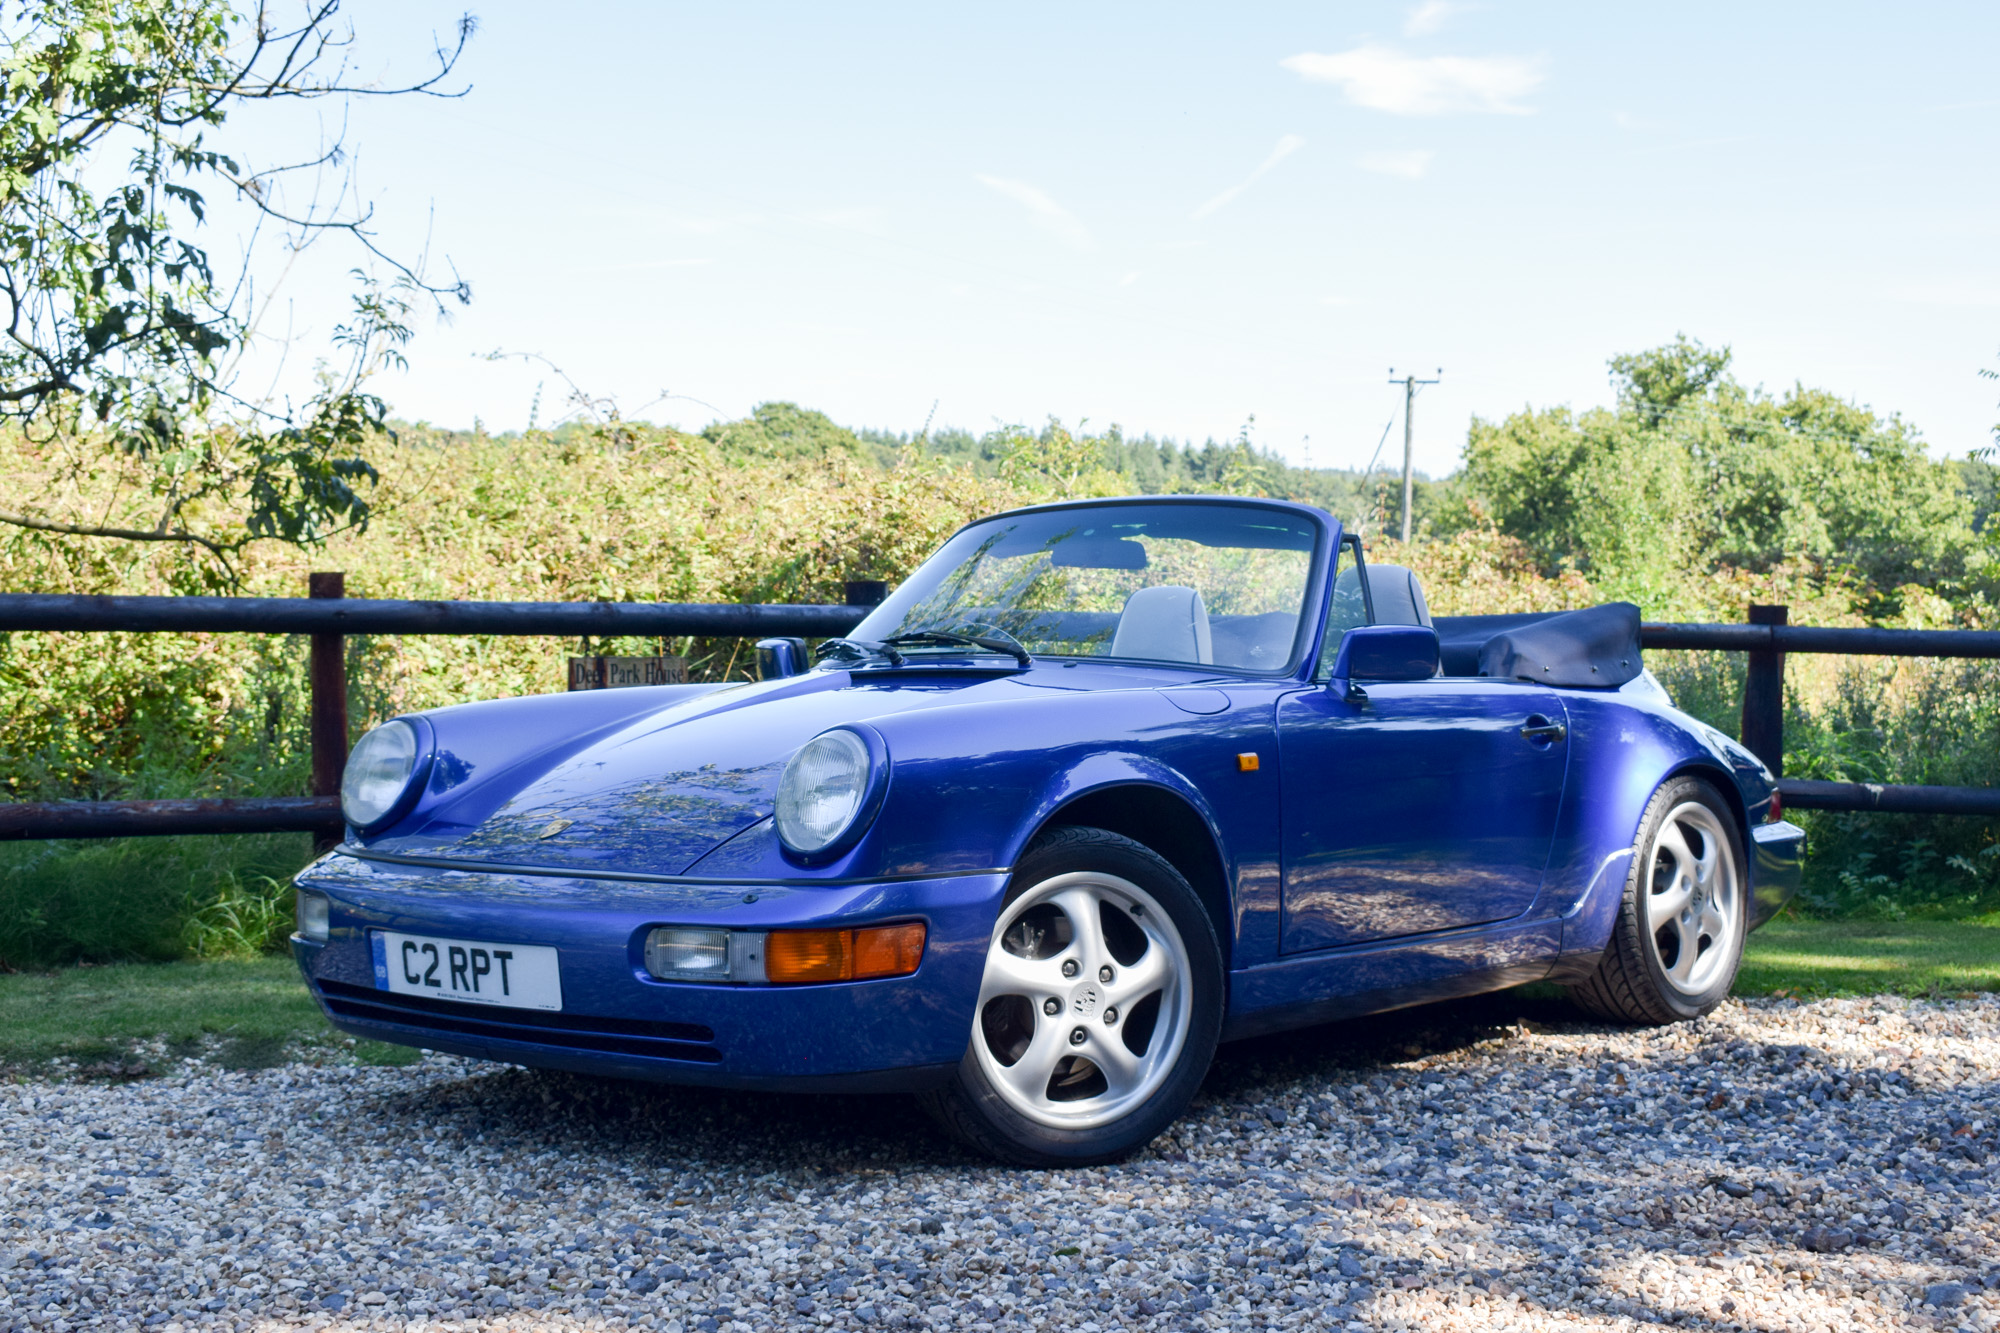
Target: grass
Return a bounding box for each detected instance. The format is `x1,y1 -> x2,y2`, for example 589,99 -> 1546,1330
0,954 -> 415,1071
0,832 -> 314,970
0,915 -> 1990,1076
1738,914 -> 2000,998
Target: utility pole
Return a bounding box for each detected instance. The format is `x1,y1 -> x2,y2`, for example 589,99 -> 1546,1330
1387,368 -> 1441,544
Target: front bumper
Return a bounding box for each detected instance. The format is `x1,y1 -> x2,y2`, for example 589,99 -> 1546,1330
292,851 -> 1006,1092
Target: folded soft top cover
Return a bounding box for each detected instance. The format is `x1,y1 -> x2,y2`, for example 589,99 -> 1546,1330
1431,602 -> 1643,688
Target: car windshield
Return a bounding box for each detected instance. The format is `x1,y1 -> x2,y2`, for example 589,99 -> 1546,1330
848,501 -> 1323,672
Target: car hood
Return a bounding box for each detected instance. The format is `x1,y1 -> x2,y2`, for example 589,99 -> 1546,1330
362,663 -> 1205,877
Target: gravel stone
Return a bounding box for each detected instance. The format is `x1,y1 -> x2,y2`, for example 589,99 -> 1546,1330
2,992 -> 1997,1331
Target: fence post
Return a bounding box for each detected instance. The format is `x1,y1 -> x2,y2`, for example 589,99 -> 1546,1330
1740,603 -> 1787,776
308,572 -> 349,850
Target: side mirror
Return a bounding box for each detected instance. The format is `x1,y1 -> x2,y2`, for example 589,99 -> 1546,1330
756,637 -> 810,680
1328,625 -> 1439,696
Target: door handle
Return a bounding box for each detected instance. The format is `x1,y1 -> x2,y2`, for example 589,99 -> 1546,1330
1520,714 -> 1566,744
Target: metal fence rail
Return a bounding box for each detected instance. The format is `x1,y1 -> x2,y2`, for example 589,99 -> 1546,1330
0,588 -> 1992,840
1640,604 -> 1998,819
1639,622 -> 2000,658
0,592 -> 866,638
0,796 -> 340,839
0,582 -> 871,843
1775,780 -> 2000,817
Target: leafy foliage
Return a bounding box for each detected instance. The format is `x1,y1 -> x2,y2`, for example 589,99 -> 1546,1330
699,401 -> 864,461
1462,337 -> 1984,610
0,0 -> 470,584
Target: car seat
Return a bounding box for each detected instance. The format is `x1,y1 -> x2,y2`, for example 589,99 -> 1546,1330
1364,564 -> 1433,628
1111,585 -> 1213,664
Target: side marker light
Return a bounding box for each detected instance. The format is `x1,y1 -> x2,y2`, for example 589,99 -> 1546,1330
1237,752 -> 1261,772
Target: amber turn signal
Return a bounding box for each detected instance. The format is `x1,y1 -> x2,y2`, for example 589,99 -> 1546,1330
1237,752 -> 1260,772
765,922 -> 926,984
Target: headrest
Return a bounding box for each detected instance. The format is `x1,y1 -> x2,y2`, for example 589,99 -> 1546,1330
1111,585 -> 1213,664
1365,564 -> 1433,628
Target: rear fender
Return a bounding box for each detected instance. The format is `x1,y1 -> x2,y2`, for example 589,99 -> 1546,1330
1544,693 -> 1774,975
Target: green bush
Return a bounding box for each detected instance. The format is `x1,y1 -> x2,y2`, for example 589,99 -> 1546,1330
0,832 -> 311,969
1785,658 -> 2000,918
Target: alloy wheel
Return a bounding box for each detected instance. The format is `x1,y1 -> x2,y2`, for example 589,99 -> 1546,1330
1642,801 -> 1742,998
972,870 -> 1192,1130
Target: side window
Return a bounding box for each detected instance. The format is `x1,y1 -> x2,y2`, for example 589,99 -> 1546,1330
1314,537 -> 1371,680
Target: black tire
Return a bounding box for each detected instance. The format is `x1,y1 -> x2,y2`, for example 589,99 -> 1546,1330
918,826 -> 1224,1166
1566,775 -> 1748,1025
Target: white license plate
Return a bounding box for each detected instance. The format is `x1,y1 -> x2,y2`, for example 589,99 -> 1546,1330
370,931 -> 563,1011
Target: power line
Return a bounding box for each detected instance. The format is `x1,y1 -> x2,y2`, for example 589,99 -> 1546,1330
1388,368 -> 1442,544
1353,414 -> 1397,538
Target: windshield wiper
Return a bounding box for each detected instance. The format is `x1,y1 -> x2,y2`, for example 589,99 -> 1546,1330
883,629 -> 1033,669
812,637 -> 905,667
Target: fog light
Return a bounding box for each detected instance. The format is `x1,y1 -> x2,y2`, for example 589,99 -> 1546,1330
295,891 -> 330,943
644,928 -> 733,981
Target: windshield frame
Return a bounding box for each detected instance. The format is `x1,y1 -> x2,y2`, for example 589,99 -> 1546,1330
846,495 -> 1341,680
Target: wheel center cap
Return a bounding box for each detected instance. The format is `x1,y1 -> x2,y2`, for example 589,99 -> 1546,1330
1070,983 -> 1102,1017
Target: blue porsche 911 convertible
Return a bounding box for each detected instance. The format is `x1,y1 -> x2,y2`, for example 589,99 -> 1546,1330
293,495 -> 1803,1164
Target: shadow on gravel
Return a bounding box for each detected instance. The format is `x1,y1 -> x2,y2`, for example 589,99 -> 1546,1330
1203,985 -> 1584,1098
349,985 -> 1588,1179
368,1066 -> 974,1174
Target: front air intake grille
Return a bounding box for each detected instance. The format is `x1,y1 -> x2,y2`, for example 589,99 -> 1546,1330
317,979 -> 722,1064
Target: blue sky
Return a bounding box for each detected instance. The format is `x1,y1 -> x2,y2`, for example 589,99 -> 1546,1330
237,1 -> 2000,478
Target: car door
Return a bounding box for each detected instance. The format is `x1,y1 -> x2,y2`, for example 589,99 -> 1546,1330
1277,678 -> 1570,952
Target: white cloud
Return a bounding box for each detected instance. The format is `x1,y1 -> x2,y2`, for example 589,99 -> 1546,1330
1191,134 -> 1306,221
1281,44 -> 1545,115
1358,149 -> 1435,179
1119,271 -> 1141,287
974,175 -> 1092,249
1404,1 -> 1470,37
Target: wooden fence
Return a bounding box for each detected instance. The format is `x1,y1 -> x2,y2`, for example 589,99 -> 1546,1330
1,586 -> 1995,842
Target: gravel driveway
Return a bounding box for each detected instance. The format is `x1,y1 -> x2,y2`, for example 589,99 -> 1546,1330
2,991 -> 1995,1333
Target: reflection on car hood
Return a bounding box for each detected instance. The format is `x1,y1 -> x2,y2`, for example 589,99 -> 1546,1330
364,663 -> 1193,877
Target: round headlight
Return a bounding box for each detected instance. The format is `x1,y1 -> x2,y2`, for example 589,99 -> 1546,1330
340,720 -> 422,830
774,729 -> 875,856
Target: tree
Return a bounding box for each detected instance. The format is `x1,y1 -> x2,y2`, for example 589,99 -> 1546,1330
701,402 -> 864,462
0,0 -> 473,584
1609,334 -> 1731,426
1463,338 -> 1980,604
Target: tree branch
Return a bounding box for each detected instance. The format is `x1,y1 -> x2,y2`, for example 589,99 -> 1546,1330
0,507 -> 237,560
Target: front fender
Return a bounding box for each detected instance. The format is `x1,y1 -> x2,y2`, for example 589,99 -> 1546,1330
355,683 -> 737,842
682,686 -> 1283,949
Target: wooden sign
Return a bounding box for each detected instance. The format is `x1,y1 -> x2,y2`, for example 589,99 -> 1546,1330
567,656 -> 689,691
